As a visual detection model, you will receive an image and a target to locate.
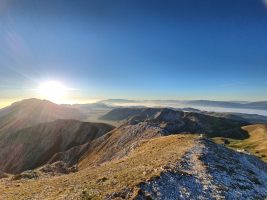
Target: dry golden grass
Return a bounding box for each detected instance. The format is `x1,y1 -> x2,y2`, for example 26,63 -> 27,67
0,134 -> 197,200
213,124 -> 267,162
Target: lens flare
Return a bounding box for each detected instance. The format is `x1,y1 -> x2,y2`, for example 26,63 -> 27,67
37,81 -> 69,103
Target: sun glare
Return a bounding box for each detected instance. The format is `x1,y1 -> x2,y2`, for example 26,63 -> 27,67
37,81 -> 69,103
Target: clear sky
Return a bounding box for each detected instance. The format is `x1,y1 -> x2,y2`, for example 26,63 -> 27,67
1,0 -> 267,106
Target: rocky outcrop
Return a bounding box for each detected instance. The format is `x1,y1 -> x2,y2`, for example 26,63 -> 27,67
78,122 -> 164,168
136,139 -> 267,200
47,142 -> 92,166
12,161 -> 77,180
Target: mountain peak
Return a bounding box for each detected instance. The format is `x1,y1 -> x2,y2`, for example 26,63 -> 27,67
0,98 -> 85,134
10,98 -> 55,106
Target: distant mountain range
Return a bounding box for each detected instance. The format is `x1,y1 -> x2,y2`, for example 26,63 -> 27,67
184,100 -> 267,110
101,107 -> 267,124
99,99 -> 267,110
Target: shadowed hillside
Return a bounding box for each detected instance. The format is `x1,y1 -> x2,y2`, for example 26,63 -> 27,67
101,107 -> 267,124
0,119 -> 114,174
100,107 -> 144,121
101,108 -> 249,138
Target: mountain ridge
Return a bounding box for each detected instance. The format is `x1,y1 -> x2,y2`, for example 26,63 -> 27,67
0,98 -> 86,135
1,135 -> 266,199
96,99 -> 267,110
78,108 -> 249,170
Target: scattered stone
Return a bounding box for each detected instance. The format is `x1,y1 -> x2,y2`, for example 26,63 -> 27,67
39,161 -> 78,175
12,170 -> 39,180
96,176 -> 108,183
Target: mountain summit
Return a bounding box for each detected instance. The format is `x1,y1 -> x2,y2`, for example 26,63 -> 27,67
0,98 -> 85,135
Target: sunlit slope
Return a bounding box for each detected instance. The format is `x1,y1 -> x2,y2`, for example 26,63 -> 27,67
213,124 -> 267,162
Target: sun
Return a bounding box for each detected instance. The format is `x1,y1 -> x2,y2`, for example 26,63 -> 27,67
37,81 -> 69,103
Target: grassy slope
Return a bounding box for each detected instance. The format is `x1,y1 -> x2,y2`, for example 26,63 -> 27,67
213,124 -> 267,162
0,134 -> 197,200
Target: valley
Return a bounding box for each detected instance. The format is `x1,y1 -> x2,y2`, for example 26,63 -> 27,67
0,99 -> 266,199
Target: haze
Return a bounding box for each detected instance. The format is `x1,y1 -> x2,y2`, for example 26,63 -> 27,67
1,0 -> 267,106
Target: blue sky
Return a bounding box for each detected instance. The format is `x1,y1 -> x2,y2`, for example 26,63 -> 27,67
0,0 -> 267,105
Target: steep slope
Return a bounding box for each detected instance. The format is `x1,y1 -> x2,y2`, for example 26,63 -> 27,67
0,135 -> 266,199
214,124 -> 267,162
0,98 -> 85,135
78,120 -> 164,168
78,108 -> 248,169
0,119 -> 114,174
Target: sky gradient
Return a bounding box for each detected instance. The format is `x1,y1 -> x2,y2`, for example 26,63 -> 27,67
1,0 -> 267,106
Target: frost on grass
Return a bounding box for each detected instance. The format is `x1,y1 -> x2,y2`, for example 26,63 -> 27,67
137,139 -> 267,200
